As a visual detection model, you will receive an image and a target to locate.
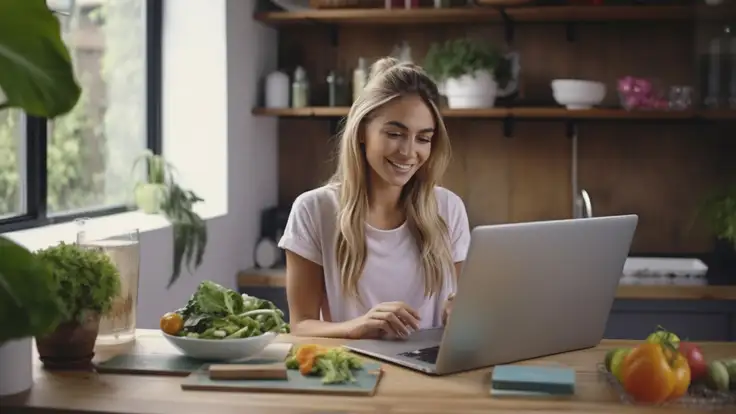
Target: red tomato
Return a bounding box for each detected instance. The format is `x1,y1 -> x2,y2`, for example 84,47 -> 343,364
678,342 -> 707,382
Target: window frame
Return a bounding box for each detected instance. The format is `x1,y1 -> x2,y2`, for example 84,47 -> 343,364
0,0 -> 164,233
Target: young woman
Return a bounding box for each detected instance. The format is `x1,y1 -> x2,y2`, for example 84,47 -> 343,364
278,57 -> 470,340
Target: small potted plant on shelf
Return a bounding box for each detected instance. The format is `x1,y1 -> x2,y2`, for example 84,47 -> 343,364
423,37 -> 519,109
33,242 -> 121,369
700,185 -> 736,285
131,150 -> 208,288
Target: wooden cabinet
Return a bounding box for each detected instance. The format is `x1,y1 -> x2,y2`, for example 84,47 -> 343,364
605,299 -> 736,341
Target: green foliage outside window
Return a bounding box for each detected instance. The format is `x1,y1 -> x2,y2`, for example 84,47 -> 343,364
0,0 -> 144,216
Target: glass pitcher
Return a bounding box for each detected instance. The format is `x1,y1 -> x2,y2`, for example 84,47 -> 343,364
75,218 -> 141,346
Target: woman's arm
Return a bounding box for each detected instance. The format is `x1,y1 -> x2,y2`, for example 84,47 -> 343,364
285,250 -> 354,338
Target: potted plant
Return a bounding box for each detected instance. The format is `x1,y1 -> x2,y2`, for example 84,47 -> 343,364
0,0 -> 81,397
33,242 -> 121,369
0,239 -> 65,396
423,37 -> 519,109
131,150 -> 208,288
132,150 -> 173,214
700,186 -> 736,285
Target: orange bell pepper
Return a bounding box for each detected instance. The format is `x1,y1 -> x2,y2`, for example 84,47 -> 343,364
294,344 -> 328,375
620,342 -> 691,404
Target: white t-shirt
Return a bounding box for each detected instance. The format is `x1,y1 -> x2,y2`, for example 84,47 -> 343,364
277,184 -> 471,329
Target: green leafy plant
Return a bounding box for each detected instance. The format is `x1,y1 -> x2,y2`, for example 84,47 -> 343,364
132,150 -> 208,288
0,238 -> 65,343
701,185 -> 736,251
0,0 -> 82,344
423,38 -> 512,87
0,0 -> 81,117
133,149 -> 170,186
35,242 -> 121,322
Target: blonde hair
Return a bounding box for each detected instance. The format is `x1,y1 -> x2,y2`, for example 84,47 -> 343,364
328,57 -> 454,302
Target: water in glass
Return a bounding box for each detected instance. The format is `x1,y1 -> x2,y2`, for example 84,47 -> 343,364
76,218 -> 141,345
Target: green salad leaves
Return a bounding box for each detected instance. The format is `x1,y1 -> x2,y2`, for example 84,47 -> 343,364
174,280 -> 289,339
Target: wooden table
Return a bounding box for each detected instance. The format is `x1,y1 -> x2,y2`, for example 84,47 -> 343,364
1,329 -> 735,414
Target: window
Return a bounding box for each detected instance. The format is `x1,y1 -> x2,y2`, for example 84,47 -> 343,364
0,110 -> 24,221
0,0 -> 162,232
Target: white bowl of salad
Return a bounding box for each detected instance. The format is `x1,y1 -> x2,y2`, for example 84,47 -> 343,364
160,280 -> 290,361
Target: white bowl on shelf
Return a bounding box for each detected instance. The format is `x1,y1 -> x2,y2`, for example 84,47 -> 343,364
162,331 -> 277,361
551,79 -> 606,110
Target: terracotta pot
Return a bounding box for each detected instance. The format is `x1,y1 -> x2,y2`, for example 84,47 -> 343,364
35,310 -> 100,370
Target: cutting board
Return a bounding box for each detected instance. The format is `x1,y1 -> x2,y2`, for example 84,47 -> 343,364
94,343 -> 293,376
180,362 -> 384,396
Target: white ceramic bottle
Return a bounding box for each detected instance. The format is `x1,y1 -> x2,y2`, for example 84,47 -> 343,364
291,66 -> 309,108
352,57 -> 367,103
265,70 -> 289,109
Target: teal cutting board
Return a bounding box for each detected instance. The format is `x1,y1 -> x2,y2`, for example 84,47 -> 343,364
94,354 -> 259,376
94,343 -> 294,376
180,363 -> 384,396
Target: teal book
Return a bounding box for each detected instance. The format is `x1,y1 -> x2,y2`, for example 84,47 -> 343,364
490,364 -> 576,396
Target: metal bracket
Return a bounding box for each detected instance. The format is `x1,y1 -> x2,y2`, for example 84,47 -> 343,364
503,117 -> 514,139
327,24 -> 339,48
565,22 -> 576,43
499,8 -> 515,46
468,1 -> 514,45
565,120 -> 577,140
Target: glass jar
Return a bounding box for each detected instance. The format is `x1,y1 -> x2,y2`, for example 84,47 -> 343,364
75,218 -> 141,346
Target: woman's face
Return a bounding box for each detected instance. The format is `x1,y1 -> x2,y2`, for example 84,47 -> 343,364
363,94 -> 435,188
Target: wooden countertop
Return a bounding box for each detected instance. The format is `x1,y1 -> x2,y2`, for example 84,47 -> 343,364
238,268 -> 736,301
2,329 -> 735,413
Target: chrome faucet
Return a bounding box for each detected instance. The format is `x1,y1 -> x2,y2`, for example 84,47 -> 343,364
575,189 -> 593,218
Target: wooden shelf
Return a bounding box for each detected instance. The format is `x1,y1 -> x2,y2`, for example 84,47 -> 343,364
252,107 -> 349,117
254,6 -> 694,26
616,285 -> 736,301
252,107 -> 736,121
237,268 -> 736,300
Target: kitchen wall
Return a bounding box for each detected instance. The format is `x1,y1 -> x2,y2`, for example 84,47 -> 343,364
274,18 -> 736,255
134,0 -> 279,328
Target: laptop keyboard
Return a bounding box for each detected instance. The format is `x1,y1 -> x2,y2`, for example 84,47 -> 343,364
399,346 -> 440,363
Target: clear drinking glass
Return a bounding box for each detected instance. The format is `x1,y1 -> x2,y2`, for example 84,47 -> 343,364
75,218 -> 141,346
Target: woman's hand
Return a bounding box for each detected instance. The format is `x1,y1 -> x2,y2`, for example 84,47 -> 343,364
442,293 -> 455,326
345,301 -> 421,340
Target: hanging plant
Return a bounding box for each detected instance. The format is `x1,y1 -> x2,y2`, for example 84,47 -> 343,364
132,150 -> 207,288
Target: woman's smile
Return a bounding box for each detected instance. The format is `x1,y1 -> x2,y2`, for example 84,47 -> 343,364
386,158 -> 414,173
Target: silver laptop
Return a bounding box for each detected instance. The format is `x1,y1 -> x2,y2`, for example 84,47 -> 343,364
343,214 -> 638,375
